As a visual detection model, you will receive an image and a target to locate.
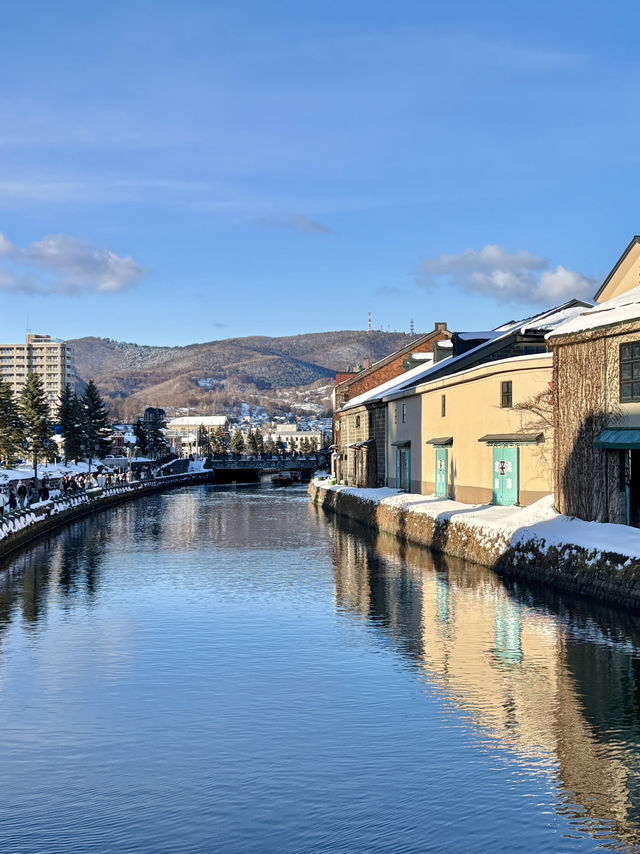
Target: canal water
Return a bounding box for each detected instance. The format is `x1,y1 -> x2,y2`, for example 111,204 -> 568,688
2,486 -> 640,853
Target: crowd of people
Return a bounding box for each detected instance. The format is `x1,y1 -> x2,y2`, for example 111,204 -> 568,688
1,465 -> 160,516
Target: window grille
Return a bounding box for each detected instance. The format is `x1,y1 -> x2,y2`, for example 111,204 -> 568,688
620,342 -> 640,402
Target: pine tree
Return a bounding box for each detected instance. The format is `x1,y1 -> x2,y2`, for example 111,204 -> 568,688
275,437 -> 285,457
82,380 -> 112,474
211,425 -> 229,455
247,429 -> 259,457
197,424 -> 212,457
145,410 -> 168,459
230,430 -> 246,456
19,373 -> 52,496
264,436 -> 276,456
57,385 -> 86,463
134,419 -> 148,456
288,436 -> 298,458
0,379 -> 21,466
254,428 -> 264,457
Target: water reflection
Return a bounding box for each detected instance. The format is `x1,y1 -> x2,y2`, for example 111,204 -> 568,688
3,488 -> 640,851
328,514 -> 640,852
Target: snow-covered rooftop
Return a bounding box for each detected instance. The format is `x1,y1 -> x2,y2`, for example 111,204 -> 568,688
167,415 -> 228,427
340,301 -> 588,412
547,285 -> 640,339
342,355 -> 436,410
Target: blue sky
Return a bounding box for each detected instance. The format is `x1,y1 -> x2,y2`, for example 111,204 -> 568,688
0,0 -> 639,345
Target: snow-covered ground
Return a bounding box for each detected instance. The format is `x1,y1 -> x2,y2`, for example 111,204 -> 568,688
315,482 -> 640,563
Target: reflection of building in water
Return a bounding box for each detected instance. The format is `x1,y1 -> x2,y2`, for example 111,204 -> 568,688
331,521 -> 640,851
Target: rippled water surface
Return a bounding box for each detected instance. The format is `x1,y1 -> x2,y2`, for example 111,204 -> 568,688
2,485 -> 640,852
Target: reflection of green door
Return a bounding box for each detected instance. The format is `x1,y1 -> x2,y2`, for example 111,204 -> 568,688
492,446 -> 518,505
435,448 -> 448,497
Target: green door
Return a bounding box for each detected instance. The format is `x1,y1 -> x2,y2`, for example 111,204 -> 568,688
492,446 -> 519,506
435,448 -> 448,498
396,447 -> 411,491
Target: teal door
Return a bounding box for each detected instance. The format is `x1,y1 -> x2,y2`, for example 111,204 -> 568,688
492,446 -> 519,505
435,448 -> 448,498
396,447 -> 411,491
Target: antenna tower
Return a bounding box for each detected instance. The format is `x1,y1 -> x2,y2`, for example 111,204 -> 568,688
410,318 -> 415,336
368,311 -> 372,332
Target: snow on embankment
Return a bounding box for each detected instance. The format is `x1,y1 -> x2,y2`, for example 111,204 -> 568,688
309,482 -> 640,609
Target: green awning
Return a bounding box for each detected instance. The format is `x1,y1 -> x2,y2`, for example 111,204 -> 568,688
478,433 -> 543,446
426,436 -> 453,446
595,429 -> 640,450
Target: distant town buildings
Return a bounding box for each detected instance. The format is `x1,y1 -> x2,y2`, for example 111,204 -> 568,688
166,415 -> 229,457
0,333 -> 75,413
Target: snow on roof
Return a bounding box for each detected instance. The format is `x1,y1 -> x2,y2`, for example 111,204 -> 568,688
341,301 -> 586,411
437,340 -> 453,348
456,331 -> 503,341
167,415 -> 228,427
547,286 -> 640,339
342,355 -> 436,410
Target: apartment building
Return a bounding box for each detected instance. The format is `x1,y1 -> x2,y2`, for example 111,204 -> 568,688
0,333 -> 76,413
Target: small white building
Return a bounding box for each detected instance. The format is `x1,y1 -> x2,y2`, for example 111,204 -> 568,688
166,415 -> 229,457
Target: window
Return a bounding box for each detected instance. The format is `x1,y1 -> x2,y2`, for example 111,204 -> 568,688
355,415 -> 361,428
501,381 -> 513,408
441,395 -> 446,417
394,407 -> 398,425
620,342 -> 640,401
402,404 -> 406,423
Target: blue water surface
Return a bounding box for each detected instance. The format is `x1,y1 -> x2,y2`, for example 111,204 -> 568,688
0,485 -> 638,853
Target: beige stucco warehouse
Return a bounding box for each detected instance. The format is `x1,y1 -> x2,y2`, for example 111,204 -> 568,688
385,354 -> 553,505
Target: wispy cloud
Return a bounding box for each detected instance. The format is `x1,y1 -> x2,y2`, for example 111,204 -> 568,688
374,285 -> 410,296
254,213 -> 335,235
417,244 -> 596,304
0,232 -> 146,295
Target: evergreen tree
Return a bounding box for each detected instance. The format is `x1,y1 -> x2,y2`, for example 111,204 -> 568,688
264,436 -> 276,456
254,428 -> 264,457
0,379 -> 21,466
246,429 -> 259,457
288,436 -> 298,458
230,430 -> 246,456
145,410 -> 168,459
19,373 -> 52,496
134,420 -> 148,456
211,425 -> 229,455
300,436 -> 309,456
197,424 -> 212,457
82,380 -> 112,474
275,437 -> 285,457
308,436 -> 318,454
57,385 -> 86,463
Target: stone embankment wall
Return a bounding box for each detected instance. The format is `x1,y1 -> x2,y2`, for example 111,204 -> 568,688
309,483 -> 640,611
0,472 -> 214,564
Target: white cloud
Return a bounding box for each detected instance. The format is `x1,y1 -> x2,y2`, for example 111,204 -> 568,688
0,232 -> 146,295
417,244 -> 596,304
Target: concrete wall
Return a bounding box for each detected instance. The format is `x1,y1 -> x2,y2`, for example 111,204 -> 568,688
309,482 -> 640,611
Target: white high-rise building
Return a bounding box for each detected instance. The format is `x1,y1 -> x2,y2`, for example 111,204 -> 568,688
0,334 -> 76,413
